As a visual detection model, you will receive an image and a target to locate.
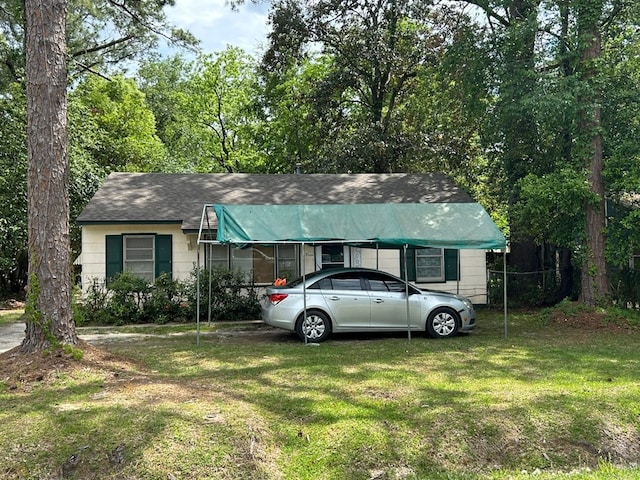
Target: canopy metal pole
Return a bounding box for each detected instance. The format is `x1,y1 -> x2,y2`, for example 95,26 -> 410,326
196,242 -> 201,346
207,243 -> 212,326
404,244 -> 411,341
302,242 -> 307,345
504,248 -> 508,338
456,249 -> 460,295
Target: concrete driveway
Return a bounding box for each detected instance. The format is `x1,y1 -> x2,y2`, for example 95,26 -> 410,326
0,322 -> 26,353
0,321 -> 281,353
0,323 -> 166,353
0,323 -> 163,353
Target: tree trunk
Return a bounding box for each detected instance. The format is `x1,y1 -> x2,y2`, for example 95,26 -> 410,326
23,0 -> 78,352
577,2 -> 609,306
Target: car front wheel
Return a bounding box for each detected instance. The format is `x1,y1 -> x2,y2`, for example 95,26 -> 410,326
426,307 -> 459,339
296,310 -> 331,342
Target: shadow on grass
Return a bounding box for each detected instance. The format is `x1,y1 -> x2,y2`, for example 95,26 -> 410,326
2,311 -> 639,479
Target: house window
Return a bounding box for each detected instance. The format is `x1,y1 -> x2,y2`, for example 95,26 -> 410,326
231,247 -> 253,281
208,244 -> 228,269
252,246 -> 275,283
416,248 -> 445,282
277,245 -> 298,280
106,234 -> 172,283
229,246 -> 275,283
321,245 -> 344,269
123,235 -> 155,281
400,248 -> 459,283
203,244 -> 299,283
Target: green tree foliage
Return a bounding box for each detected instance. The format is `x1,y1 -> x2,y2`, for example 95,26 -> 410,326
0,0 -> 197,298
187,48 -> 264,172
262,0 -> 459,173
139,49 -> 265,173
255,56 -> 334,173
461,0 -> 639,304
600,4 -> 640,267
0,83 -> 27,295
70,75 -> 169,171
514,169 -> 597,249
0,0 -> 197,84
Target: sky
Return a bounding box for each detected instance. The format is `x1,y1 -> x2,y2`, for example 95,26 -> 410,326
163,0 -> 271,58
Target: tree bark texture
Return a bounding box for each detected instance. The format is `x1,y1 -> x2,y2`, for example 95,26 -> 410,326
578,2 -> 609,306
23,0 -> 78,352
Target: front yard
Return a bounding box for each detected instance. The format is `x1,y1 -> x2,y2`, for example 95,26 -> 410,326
0,306 -> 639,479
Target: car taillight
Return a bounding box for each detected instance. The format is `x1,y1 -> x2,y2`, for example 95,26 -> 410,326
269,293 -> 288,305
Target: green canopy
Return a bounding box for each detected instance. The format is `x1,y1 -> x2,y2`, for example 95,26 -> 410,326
213,203 -> 506,250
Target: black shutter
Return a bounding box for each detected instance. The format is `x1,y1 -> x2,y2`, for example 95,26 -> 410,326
105,235 -> 123,281
444,249 -> 459,281
399,247 -> 417,282
155,234 -> 172,279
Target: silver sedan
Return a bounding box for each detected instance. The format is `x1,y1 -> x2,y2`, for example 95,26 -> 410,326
262,267 -> 476,342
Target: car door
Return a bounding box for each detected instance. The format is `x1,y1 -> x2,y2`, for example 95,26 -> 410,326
318,271 -> 371,329
365,272 -> 422,329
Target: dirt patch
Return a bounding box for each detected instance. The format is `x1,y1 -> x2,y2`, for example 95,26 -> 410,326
0,324 -> 291,390
209,323 -> 295,343
547,309 -> 637,333
0,340 -> 141,390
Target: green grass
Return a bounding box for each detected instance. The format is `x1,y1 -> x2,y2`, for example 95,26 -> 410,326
0,309 -> 23,326
1,309 -> 639,479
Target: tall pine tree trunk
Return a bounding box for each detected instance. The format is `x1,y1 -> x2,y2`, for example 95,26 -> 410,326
577,1 -> 608,306
23,0 -> 78,352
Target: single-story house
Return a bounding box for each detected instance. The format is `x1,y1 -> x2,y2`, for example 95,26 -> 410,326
76,172 -> 498,303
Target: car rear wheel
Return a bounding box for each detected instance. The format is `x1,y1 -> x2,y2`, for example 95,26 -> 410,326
296,310 -> 331,342
426,307 -> 459,339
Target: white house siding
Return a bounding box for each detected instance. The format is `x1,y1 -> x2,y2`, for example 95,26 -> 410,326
352,247 -> 488,304
80,224 -> 196,290
81,228 -> 489,303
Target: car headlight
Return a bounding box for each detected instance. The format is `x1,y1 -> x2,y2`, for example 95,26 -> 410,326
460,297 -> 474,311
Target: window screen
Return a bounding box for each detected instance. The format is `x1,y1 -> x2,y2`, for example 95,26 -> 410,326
415,248 -> 444,282
123,235 -> 154,281
277,244 -> 297,279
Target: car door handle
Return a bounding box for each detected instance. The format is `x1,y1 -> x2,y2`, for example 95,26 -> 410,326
328,296 -> 340,301
373,299 -> 384,303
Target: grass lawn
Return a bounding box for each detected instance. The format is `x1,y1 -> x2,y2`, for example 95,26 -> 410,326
0,306 -> 639,479
0,310 -> 23,326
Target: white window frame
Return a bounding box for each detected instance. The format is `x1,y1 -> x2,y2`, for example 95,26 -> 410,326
123,235 -> 155,281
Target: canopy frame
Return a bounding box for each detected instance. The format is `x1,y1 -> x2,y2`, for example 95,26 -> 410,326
194,203 -> 508,345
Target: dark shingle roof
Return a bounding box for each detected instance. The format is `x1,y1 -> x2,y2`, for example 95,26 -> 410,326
76,172 -> 475,231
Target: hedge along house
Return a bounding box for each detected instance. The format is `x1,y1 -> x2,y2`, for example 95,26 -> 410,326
76,172 -> 499,304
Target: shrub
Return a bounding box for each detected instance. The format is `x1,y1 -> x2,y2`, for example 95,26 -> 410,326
186,266 -> 261,321
75,279 -> 111,325
610,267 -> 640,309
76,273 -> 189,325
144,273 -> 190,323
76,267 -> 260,326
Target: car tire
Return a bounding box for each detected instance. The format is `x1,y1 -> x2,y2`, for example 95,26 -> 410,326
296,310 -> 331,343
426,307 -> 459,339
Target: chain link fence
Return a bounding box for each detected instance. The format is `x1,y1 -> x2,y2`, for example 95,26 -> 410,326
488,265 -> 640,309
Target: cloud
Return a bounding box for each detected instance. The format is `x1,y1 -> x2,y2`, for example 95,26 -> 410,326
165,0 -> 270,57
